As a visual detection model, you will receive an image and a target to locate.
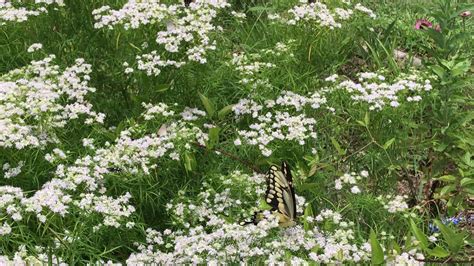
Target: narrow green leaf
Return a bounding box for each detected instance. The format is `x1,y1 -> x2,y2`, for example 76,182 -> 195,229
330,137 -> 346,156
370,229 -> 384,265
436,175 -> 456,182
307,164 -> 318,178
217,104 -> 234,119
383,138 -> 395,150
184,152 -> 196,172
303,204 -> 314,231
364,112 -> 370,126
356,120 -> 366,127
198,93 -> 215,117
392,240 -> 401,254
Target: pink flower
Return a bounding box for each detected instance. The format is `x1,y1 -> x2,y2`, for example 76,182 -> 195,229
434,24 -> 441,32
414,19 -> 433,30
460,11 -> 471,18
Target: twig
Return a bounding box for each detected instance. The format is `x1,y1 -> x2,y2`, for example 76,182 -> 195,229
192,143 -> 263,174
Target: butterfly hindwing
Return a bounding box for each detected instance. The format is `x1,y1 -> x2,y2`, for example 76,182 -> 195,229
265,162 -> 296,220
281,161 -> 296,220
242,162 -> 297,226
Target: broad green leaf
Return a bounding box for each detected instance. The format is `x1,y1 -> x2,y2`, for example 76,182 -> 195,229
383,138 -> 395,150
431,65 -> 446,79
427,246 -> 450,258
409,219 -> 429,250
451,59 -> 471,77
207,127 -> 220,149
434,220 -> 464,254
440,184 -> 456,196
370,229 -> 384,265
258,198 -> 272,210
462,152 -> 473,167
198,93 -> 215,117
460,177 -> 474,187
217,104 -> 234,119
330,137 -> 346,156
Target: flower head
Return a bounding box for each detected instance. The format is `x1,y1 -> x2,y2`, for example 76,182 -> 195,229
460,11 -> 471,18
414,19 -> 432,30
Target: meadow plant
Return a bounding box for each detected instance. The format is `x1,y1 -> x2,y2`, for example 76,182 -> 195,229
0,0 -> 64,24
0,0 -> 472,264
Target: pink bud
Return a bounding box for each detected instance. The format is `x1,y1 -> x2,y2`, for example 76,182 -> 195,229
414,19 -> 433,30
460,11 -> 471,17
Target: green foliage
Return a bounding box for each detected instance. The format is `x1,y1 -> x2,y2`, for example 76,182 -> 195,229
0,0 -> 472,264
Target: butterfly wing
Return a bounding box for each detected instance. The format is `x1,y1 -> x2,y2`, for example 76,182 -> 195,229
241,162 -> 296,226
265,162 -> 296,221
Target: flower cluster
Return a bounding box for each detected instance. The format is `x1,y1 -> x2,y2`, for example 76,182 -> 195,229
268,1 -> 375,29
2,161 -> 24,179
27,43 -> 43,53
0,0 -> 64,25
232,91 -> 326,156
126,170 -> 420,264
229,41 -> 295,90
377,195 -> 410,213
325,71 -> 433,110
0,245 -> 66,265
0,54 -> 105,150
334,170 -> 368,194
0,101 -> 209,253
93,0 -> 230,76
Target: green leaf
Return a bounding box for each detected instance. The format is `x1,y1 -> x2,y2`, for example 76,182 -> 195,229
409,219 -> 429,250
431,65 -> 446,79
427,246 -> 450,258
156,83 -> 170,92
364,112 -> 370,126
370,229 -> 384,265
392,240 -> 401,254
356,120 -> 366,127
383,138 -> 395,150
217,104 -> 234,119
303,204 -> 314,231
198,93 -> 215,117
183,152 -> 196,172
439,184 -> 456,196
307,163 -> 318,178
330,137 -> 346,156
460,177 -> 474,187
436,175 -> 456,182
451,59 -> 471,77
207,127 -> 220,149
434,220 -> 464,254
258,198 -> 272,210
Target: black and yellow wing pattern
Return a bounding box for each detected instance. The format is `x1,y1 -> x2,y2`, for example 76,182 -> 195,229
243,162 -> 297,227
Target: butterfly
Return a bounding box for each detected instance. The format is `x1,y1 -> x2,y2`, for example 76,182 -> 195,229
242,162 -> 297,227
